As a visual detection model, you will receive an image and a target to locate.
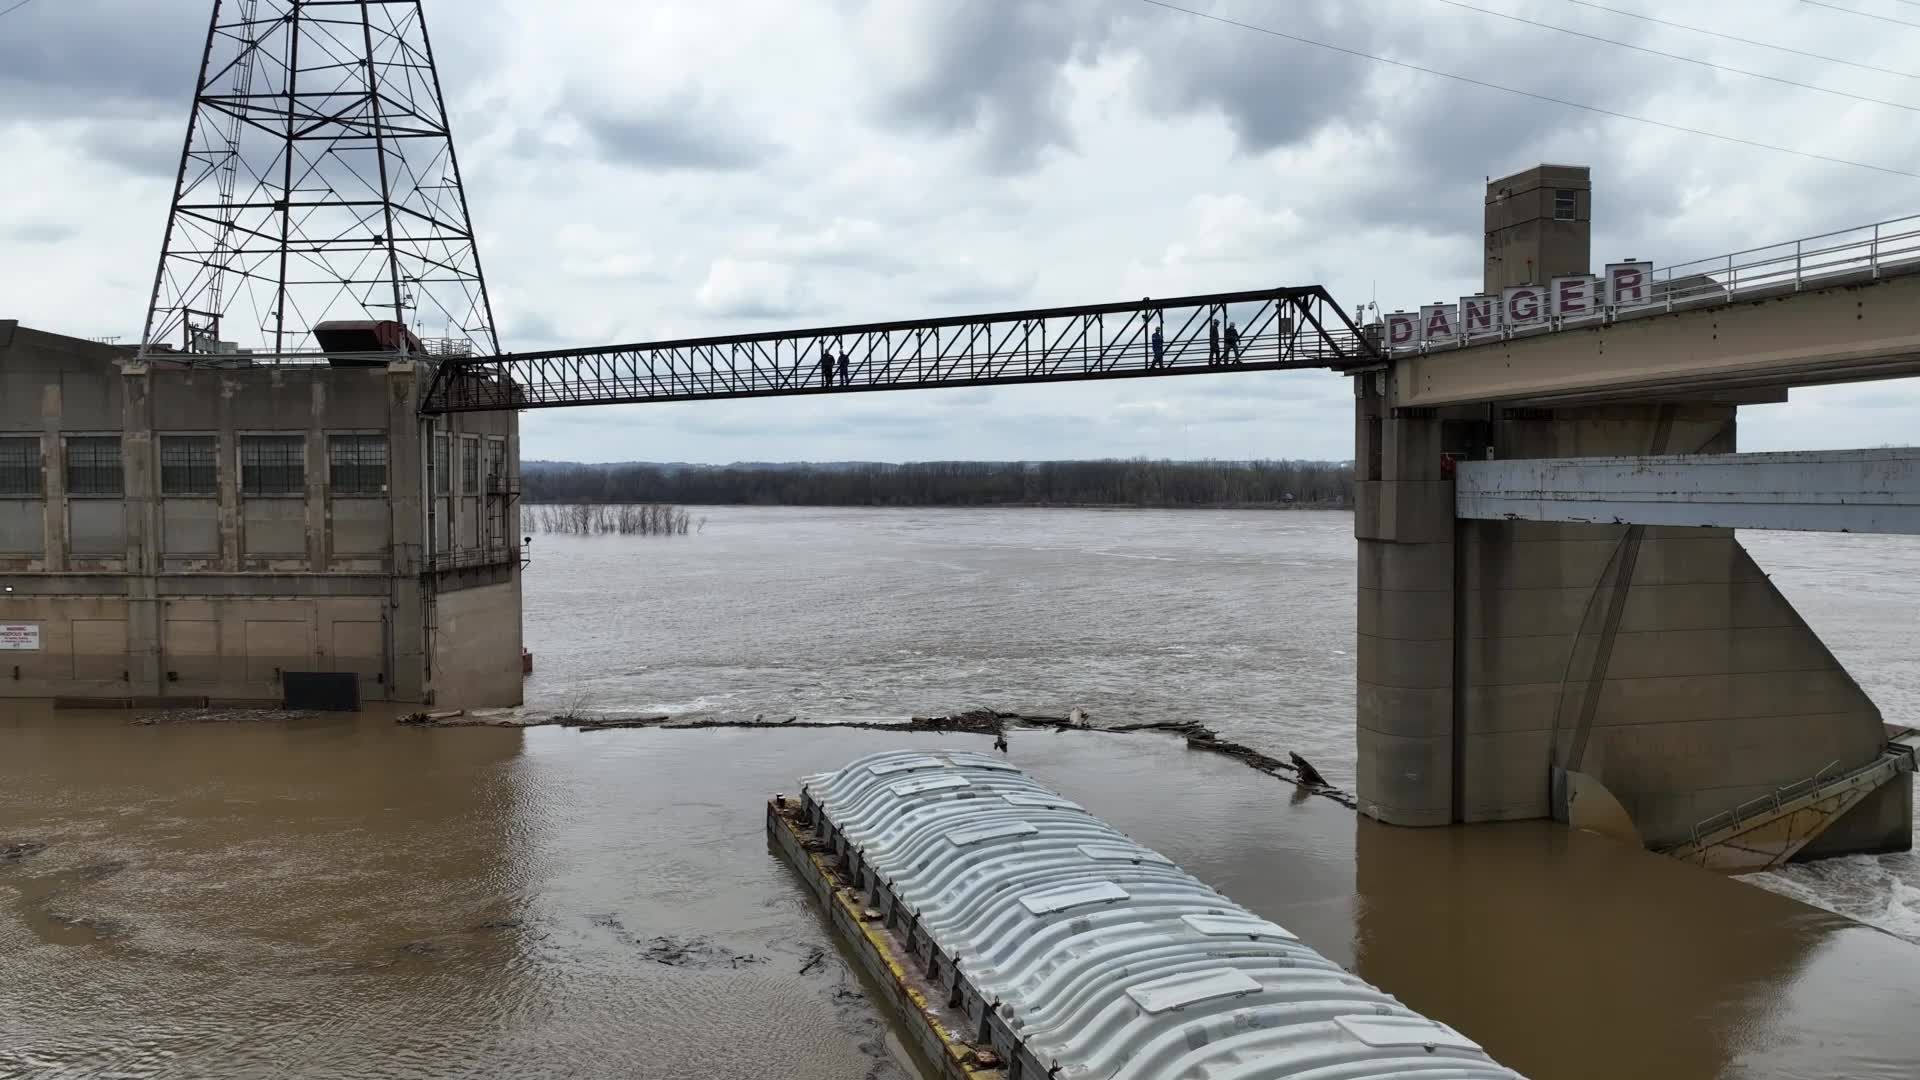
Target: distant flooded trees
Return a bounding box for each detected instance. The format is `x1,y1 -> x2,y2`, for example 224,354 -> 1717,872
521,504 -> 693,535
521,459 -> 1353,509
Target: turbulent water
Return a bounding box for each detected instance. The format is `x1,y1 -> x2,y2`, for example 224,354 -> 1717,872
5,506 -> 1920,1080
523,507 -> 1920,939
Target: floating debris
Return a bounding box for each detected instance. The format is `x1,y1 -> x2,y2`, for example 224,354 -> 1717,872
798,946 -> 828,975
639,934 -> 767,969
0,841 -> 47,864
132,708 -> 319,725
396,702 -> 1358,806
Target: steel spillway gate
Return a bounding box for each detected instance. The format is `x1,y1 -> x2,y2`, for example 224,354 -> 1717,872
791,749 -> 1525,1080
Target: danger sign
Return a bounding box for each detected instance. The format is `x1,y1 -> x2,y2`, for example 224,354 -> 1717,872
0,624 -> 40,651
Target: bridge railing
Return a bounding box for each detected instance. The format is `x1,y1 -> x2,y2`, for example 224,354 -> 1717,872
418,286 -> 1376,414
1379,211 -> 1920,356
1674,759 -> 1849,852
1653,212 -> 1920,305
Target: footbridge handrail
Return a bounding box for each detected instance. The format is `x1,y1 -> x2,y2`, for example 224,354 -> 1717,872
1382,210 -> 1920,356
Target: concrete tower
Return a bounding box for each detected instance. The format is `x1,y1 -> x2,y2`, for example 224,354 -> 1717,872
1483,165 -> 1591,293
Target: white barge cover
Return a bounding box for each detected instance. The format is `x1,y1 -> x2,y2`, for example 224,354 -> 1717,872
799,748 -> 1525,1080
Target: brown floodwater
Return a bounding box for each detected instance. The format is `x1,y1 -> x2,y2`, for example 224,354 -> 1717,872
4,508 -> 1920,1079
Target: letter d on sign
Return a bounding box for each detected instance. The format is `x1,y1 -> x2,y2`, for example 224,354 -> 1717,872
1384,312 -> 1417,349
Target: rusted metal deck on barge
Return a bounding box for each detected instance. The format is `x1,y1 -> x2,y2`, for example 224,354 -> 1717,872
768,796 -> 1005,1080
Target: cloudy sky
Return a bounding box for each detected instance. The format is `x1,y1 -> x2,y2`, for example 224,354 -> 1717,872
3,0 -> 1917,463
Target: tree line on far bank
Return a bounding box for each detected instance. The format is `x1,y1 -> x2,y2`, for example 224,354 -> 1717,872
520,459 -> 1353,509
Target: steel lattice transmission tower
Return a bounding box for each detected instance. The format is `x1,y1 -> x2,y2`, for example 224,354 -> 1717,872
139,0 -> 498,359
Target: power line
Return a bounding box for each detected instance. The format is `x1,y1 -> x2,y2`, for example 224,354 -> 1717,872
1559,0 -> 1918,81
0,0 -> 37,17
1434,0 -> 1920,113
1132,0 -> 1920,180
1800,0 -> 1920,29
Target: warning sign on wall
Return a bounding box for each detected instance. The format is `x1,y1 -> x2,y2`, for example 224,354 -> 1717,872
0,624 -> 41,651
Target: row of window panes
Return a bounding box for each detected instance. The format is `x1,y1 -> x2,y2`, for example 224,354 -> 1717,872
430,433 -> 502,496
0,435 -> 389,496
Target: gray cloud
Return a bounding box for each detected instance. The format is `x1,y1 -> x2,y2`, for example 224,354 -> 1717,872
2,222 -> 78,245
1125,3 -> 1374,154
923,273 -> 1041,308
0,2 -> 199,113
5,0 -> 1912,467
871,1 -> 1115,173
568,93 -> 777,172
70,121 -> 185,178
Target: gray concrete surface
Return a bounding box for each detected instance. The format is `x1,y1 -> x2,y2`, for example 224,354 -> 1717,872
0,320 -> 523,707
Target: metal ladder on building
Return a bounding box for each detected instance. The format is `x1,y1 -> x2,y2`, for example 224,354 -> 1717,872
1663,729 -> 1920,872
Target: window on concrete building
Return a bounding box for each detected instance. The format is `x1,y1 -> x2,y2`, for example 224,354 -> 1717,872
328,434 -> 388,495
239,435 -> 306,496
460,437 -> 479,495
433,433 -> 450,495
1554,190 -> 1577,222
0,437 -> 42,496
485,438 -> 506,492
65,436 -> 123,496
159,436 -> 218,496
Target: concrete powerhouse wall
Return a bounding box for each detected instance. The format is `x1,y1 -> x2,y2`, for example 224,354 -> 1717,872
0,320 -> 523,706
430,578 -> 523,710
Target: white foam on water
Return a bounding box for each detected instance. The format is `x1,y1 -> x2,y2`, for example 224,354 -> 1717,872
635,694 -> 736,715
1754,852 -> 1920,943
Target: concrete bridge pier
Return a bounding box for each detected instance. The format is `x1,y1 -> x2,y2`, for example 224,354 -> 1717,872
1353,375 -> 1910,859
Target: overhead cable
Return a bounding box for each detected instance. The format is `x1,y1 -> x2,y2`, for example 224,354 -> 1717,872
1434,0 -> 1919,113
1799,0 -> 1920,29
1559,0 -> 1917,81
1133,0 -> 1920,180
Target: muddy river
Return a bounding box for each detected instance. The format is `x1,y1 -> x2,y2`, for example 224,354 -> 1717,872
4,508 -> 1918,1079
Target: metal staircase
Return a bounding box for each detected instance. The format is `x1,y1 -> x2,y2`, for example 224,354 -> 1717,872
1663,729 -> 1919,873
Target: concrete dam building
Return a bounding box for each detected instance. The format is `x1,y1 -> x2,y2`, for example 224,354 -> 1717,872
1354,164 -> 1915,863
0,322 -> 523,708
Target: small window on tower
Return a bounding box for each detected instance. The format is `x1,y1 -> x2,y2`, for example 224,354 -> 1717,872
1554,190 -> 1577,222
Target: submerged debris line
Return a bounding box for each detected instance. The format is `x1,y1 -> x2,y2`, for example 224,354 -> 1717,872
397,705 -> 1358,808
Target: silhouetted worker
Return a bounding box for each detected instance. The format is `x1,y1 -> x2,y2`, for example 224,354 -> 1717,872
1224,319 -> 1241,364
1150,323 -> 1164,368
837,352 -> 849,387
819,344 -> 833,388
1208,317 -> 1220,366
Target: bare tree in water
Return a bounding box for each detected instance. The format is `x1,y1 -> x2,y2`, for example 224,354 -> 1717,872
523,504 -> 695,536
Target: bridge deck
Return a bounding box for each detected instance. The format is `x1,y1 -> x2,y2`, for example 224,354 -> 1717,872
1455,449 -> 1920,534
418,287 -> 1372,414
